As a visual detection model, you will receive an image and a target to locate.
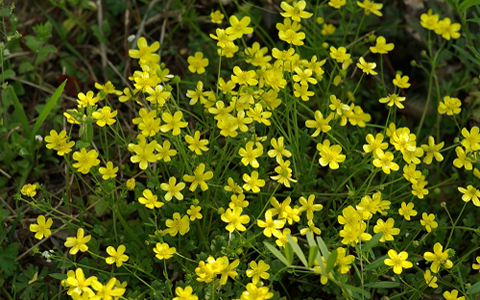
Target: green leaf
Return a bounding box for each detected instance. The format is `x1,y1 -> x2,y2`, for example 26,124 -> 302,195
365,256 -> 386,271
8,87 -> 31,138
467,281 -> 480,295
444,0 -> 455,8
34,44 -> 57,66
325,249 -> 337,274
364,281 -> 400,288
0,243 -> 19,276
3,69 -> 15,79
468,17 -> 480,23
362,232 -> 383,251
340,282 -> 371,299
30,80 -> 66,140
49,273 -> 68,280
316,236 -> 330,261
287,235 -> 308,267
264,242 -> 290,267
80,122 -> 94,143
33,22 -> 52,43
308,246 -> 318,268
453,44 -> 480,67
459,0 -> 480,13
284,242 -> 294,265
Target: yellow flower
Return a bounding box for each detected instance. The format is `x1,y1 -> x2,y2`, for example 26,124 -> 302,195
226,16 -> 253,39
187,52 -> 209,74
458,185 -> 480,206
210,28 -> 236,49
305,111 -> 333,137
173,286 -> 198,300
379,94 -> 406,109
156,140 -> 177,162
271,159 -> 297,187
164,213 -> 190,236
91,277 -> 126,300
420,212 -> 438,233
45,129 -> 75,156
129,37 -> 160,60
328,0 -> 346,9
393,74 -> 411,89
357,0 -> 383,17
373,149 -> 399,174
153,242 -> 176,260
105,245 -> 129,267
363,133 -> 388,154
221,207 -> 250,232
461,126 -> 480,152
126,178 -> 136,190
321,23 -> 336,36
268,137 -> 292,163
242,171 -> 265,193
65,268 -> 96,297
161,111 -> 188,136
384,250 -> 413,274
279,29 -> 306,46
298,194 -> 323,220
72,148 -> 100,174
29,215 -> 53,240
472,256 -> 480,271
224,177 -> 243,194
130,140 -> 158,169
160,177 -> 186,201
434,18 -> 461,40
210,10 -> 224,24
64,228 -> 91,255
185,131 -> 209,155
424,242 -> 453,273
187,205 -> 203,221
92,106 -> 117,127
77,91 -> 99,108
356,57 -> 377,75
21,183 -> 38,197
370,36 -> 394,54
330,46 -> 351,63
239,141 -> 263,168
398,202 -> 417,221
453,146 -> 472,170
438,96 -> 461,115
257,210 -> 284,238
420,9 -> 439,30
421,136 -> 444,164
138,188 -> 164,209
424,270 -> 438,288
443,290 -> 465,300
231,66 -> 258,86
98,161 -> 118,180
373,218 -> 400,242
280,1 -> 313,22
183,163 -> 214,192
317,139 -> 346,170
246,260 -> 270,284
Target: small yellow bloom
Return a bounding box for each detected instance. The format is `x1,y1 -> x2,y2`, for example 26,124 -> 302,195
187,52 -> 209,74
393,74 -> 411,89
21,183 -> 37,197
384,249 -> 412,274
105,245 -> 129,267
153,242 -> 176,260
64,228 -> 91,255
210,10 -> 224,24
29,215 -> 53,240
98,161 -> 118,180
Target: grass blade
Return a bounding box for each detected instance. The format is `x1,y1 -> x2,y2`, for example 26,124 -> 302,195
287,235 -> 308,267
264,241 -> 290,267
31,80 -> 66,140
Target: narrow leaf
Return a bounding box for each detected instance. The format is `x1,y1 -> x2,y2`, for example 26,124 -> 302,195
8,87 -> 31,138
264,242 -> 290,267
316,236 -> 330,261
340,282 -> 371,299
325,249 -> 337,274
284,242 -> 294,265
364,281 -> 400,288
287,235 -> 308,267
308,246 -> 318,268
362,232 -> 383,251
365,256 -> 387,271
31,80 -> 66,140
467,281 -> 480,295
